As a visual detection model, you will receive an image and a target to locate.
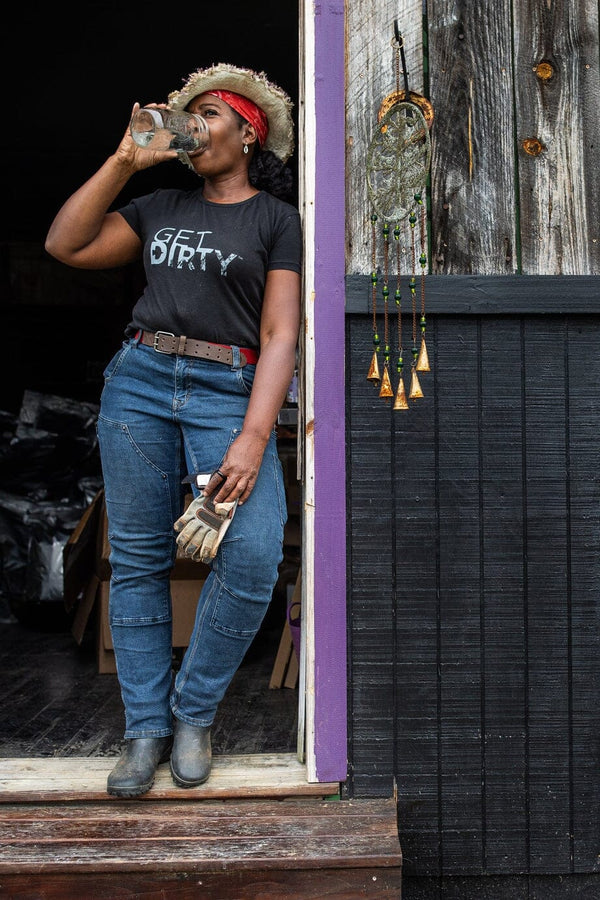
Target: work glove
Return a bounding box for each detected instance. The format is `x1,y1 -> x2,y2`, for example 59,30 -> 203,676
174,492 -> 237,563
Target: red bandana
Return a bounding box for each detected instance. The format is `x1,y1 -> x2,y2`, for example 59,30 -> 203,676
206,90 -> 269,148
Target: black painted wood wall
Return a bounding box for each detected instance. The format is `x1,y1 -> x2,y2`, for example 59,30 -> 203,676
344,283 -> 600,880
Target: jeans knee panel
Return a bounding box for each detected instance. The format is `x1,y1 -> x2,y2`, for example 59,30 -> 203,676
210,574 -> 271,639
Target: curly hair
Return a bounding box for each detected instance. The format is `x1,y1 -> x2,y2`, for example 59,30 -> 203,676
248,148 -> 294,202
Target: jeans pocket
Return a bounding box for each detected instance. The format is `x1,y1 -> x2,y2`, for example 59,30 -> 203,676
103,341 -> 132,382
235,363 -> 256,396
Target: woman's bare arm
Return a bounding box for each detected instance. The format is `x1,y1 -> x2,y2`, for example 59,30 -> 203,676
45,104 -> 177,269
210,267 -> 301,505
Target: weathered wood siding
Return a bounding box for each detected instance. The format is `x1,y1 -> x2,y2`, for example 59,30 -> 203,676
344,0 -> 600,882
346,0 -> 600,275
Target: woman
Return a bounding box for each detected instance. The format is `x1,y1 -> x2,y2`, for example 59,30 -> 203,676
45,63 -> 302,797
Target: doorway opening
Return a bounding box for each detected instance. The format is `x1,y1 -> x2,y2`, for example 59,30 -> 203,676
0,1 -> 306,769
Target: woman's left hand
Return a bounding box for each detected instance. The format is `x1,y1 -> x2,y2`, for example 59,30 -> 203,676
205,432 -> 267,506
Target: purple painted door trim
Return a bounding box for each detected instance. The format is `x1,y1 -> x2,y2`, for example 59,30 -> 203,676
313,0 -> 347,783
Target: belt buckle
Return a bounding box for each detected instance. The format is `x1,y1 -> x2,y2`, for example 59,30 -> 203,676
153,331 -> 175,353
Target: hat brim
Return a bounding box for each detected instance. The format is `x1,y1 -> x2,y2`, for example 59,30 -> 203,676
168,63 -> 295,163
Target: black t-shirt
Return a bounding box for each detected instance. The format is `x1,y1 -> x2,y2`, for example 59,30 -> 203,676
118,188 -> 302,350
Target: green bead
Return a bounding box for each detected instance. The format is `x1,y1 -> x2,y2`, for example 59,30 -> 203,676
371,213 -> 378,223
420,315 -> 427,327
382,286 -> 389,298
414,193 -> 422,203
394,226 -> 401,240
373,333 -> 380,346
409,213 -> 417,227
420,253 -> 427,266
411,346 -> 419,360
383,223 -> 389,237
371,271 -> 378,285
395,289 -> 401,304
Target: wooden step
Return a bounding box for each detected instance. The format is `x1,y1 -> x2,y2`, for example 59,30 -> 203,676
0,797 -> 402,899
0,753 -> 337,803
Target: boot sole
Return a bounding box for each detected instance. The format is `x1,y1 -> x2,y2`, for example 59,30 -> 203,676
169,763 -> 210,788
107,779 -> 154,798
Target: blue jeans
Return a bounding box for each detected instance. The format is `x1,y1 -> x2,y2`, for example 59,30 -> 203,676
96,336 -> 287,739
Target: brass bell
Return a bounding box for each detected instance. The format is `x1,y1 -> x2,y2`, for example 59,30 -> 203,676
416,336 -> 430,372
379,365 -> 393,400
367,351 -> 380,384
393,376 -> 409,410
409,369 -> 424,399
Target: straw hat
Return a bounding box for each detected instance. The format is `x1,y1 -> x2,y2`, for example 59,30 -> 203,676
168,62 -> 295,163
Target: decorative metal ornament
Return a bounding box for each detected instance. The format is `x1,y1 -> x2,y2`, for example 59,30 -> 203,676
378,89 -> 435,129
366,102 -> 431,223
365,24 -> 433,410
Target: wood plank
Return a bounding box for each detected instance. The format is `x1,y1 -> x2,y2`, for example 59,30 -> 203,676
344,274 -> 600,314
523,318 -> 572,873
345,0 -> 424,274
0,798 -> 401,873
346,317 -> 396,796
479,318 -> 528,872
513,0 -> 600,274
427,0 -> 518,273
566,317 -> 600,871
0,867 -> 403,899
0,755 -> 338,803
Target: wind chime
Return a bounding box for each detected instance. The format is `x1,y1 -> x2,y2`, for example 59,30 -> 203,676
365,23 -> 434,409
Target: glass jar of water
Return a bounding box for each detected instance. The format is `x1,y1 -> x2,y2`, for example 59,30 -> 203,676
130,108 -> 210,153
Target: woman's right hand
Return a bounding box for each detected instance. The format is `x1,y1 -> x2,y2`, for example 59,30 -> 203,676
114,102 -> 179,172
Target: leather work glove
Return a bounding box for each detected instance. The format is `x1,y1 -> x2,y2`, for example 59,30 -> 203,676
174,492 -> 237,563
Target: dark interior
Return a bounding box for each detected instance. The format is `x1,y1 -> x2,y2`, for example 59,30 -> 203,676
1,1 -> 300,757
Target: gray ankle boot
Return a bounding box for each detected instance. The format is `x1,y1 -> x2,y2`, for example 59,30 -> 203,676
107,736 -> 173,798
170,720 -> 212,787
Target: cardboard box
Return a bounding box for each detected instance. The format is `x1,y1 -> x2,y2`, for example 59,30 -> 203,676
62,490 -> 104,612
96,577 -> 206,674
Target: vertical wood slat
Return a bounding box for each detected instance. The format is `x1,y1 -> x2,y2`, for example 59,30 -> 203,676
479,319 -> 528,873
513,1 -> 600,274
392,318 -> 440,871
346,318 -> 396,799
565,319 -> 600,871
345,0 -> 424,274
523,320 -> 572,872
436,319 -> 486,873
427,0 -> 518,274
347,311 -> 600,877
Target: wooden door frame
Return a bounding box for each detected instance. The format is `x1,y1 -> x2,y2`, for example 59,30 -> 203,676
299,0 -> 348,784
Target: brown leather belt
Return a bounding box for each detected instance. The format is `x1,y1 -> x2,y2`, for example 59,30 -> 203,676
138,330 -> 258,366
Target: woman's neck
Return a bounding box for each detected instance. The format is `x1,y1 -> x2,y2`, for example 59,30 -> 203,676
201,172 -> 259,204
